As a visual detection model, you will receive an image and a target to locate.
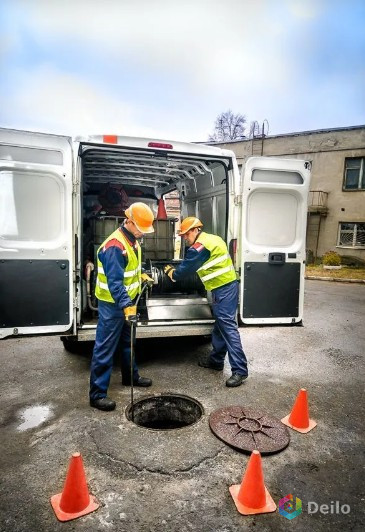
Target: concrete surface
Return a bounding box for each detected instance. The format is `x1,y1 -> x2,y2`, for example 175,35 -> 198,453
0,280 -> 364,532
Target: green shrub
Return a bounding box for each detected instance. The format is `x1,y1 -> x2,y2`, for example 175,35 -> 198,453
322,251 -> 341,266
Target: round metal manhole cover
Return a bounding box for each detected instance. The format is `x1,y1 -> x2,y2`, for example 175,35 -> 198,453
209,406 -> 290,454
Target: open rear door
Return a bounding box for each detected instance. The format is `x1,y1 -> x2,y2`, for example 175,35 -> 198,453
239,157 -> 311,324
0,129 -> 73,339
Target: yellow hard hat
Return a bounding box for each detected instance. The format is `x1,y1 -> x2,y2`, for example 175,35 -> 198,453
178,217 -> 203,235
125,202 -> 155,233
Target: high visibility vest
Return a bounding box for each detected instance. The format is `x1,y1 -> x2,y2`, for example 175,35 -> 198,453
95,228 -> 141,302
195,232 -> 236,291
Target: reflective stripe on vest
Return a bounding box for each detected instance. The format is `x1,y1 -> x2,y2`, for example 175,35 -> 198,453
95,228 -> 141,302
98,264 -> 141,278
194,232 -> 236,291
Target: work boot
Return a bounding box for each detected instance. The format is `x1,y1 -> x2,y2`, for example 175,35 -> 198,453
226,373 -> 248,387
198,355 -> 224,371
90,397 -> 116,411
122,376 -> 152,387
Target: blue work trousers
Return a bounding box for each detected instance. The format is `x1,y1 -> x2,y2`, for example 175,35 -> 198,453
89,300 -> 139,400
210,281 -> 248,376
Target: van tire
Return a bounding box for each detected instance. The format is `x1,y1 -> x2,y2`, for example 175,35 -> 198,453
195,334 -> 211,344
61,336 -> 81,353
237,313 -> 245,327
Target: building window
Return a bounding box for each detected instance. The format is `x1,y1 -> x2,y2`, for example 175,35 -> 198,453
343,157 -> 365,190
338,222 -> 365,248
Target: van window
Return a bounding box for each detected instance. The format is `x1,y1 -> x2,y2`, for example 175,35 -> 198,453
0,145 -> 63,165
251,169 -> 303,185
0,171 -> 62,242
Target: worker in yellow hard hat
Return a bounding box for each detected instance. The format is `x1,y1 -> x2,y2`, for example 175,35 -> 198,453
89,202 -> 155,411
164,217 -> 248,387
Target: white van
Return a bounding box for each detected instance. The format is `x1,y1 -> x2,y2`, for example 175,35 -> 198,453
0,128 -> 311,346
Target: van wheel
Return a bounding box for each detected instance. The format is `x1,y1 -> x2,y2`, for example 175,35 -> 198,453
61,336 -> 81,353
237,313 -> 245,327
195,334 -> 211,344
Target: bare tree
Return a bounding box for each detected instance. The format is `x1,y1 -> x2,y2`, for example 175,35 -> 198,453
208,110 -> 247,142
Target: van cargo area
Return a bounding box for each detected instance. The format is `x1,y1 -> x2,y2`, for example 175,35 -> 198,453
78,143 -> 232,336
0,128 -> 311,341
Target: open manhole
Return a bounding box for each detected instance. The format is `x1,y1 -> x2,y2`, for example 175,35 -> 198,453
126,394 -> 204,430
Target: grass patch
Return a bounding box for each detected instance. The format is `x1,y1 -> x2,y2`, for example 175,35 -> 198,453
306,266 -> 365,280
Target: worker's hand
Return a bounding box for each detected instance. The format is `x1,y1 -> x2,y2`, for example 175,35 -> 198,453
124,305 -> 137,323
141,273 -> 154,287
164,264 -> 176,282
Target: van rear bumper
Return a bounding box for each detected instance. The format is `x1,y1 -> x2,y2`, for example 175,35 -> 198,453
74,322 -> 214,341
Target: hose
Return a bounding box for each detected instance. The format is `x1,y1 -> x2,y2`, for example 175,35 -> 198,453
85,261 -> 99,311
146,260 -> 205,295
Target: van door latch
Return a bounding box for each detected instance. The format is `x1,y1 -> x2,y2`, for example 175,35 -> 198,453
268,252 -> 285,264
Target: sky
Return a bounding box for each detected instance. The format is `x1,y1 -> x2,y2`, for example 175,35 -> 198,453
0,0 -> 364,142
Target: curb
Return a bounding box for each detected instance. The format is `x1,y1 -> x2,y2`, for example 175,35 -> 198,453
305,276 -> 365,284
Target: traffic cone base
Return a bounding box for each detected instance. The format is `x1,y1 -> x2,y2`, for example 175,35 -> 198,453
229,484 -> 276,515
281,388 -> 317,433
50,453 -> 100,522
51,492 -> 99,522
281,414 -> 317,433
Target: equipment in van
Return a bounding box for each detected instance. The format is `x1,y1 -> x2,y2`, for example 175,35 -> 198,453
98,183 -> 129,216
0,129 -> 311,344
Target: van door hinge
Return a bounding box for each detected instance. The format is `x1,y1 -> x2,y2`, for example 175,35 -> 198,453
72,182 -> 79,194
234,195 -> 242,205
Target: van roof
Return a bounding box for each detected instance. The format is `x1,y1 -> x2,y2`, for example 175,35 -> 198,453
75,134 -> 235,158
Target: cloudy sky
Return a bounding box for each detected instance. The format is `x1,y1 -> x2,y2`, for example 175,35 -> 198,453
0,0 -> 364,141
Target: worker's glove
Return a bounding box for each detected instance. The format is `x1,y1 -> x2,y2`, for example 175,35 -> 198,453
124,305 -> 137,324
164,264 -> 176,282
141,273 -> 154,288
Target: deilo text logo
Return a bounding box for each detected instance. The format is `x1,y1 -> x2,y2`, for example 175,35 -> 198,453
279,494 -> 302,520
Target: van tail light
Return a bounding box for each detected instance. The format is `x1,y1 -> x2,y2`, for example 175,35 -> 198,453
229,239 -> 237,268
148,142 -> 173,149
103,135 -> 118,144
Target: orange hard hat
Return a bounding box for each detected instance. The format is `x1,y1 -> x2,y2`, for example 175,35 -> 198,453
125,202 -> 155,233
178,217 -> 203,235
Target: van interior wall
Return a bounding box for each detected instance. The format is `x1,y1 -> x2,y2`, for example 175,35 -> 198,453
80,147 -> 228,323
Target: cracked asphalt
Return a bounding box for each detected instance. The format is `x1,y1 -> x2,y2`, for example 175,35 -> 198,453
0,280 -> 364,531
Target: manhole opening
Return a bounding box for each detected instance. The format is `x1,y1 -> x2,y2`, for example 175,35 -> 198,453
126,394 -> 204,430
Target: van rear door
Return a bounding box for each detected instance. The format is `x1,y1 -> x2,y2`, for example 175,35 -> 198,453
0,129 -> 73,339
239,157 -> 311,324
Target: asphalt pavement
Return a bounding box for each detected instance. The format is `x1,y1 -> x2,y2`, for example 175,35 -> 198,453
0,280 -> 364,532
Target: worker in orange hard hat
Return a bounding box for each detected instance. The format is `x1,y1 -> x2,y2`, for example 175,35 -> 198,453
124,202 -> 155,234
177,216 -> 203,236
164,216 -> 248,387
89,202 -> 155,411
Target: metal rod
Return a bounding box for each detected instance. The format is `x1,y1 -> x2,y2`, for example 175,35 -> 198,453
130,282 -> 149,422
130,321 -> 135,422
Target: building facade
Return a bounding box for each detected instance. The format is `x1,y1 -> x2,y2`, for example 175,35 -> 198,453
215,126 -> 365,263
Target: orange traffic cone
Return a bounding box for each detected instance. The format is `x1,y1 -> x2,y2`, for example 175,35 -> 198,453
50,453 -> 99,522
157,198 -> 167,219
229,450 -> 276,515
281,388 -> 317,433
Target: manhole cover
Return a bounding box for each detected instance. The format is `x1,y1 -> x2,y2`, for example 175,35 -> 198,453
126,394 -> 204,430
209,406 -> 290,454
